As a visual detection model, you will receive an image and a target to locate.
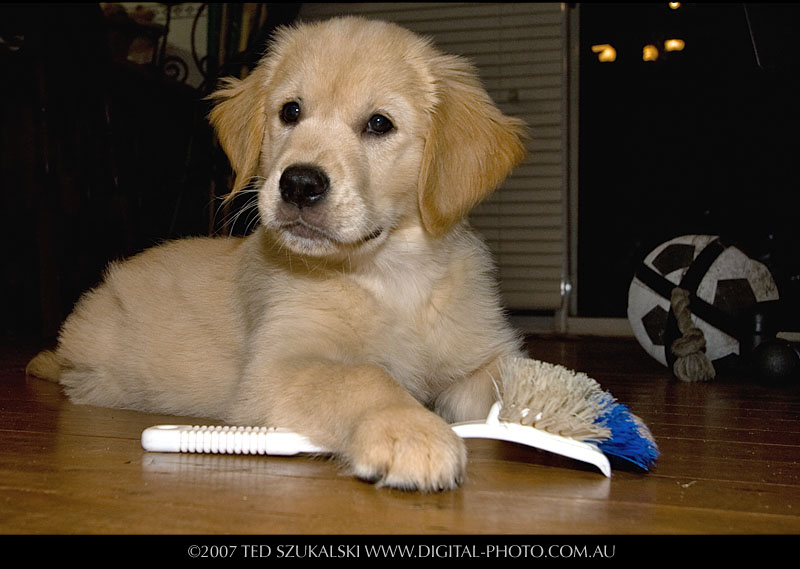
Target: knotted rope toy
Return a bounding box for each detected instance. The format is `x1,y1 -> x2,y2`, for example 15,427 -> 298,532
669,287 -> 716,382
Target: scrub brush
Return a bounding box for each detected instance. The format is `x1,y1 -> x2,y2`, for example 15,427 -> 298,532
141,356 -> 658,477
478,357 -> 659,472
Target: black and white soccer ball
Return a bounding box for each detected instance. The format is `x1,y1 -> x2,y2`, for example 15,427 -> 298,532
628,235 -> 780,367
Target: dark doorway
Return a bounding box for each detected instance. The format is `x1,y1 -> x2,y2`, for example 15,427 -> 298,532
577,3 -> 800,321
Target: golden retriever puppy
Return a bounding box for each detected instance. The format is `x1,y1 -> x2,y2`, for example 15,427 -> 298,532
27,17 -> 527,491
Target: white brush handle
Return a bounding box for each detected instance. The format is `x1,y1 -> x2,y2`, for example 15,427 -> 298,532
450,421 -> 611,477
451,401 -> 611,477
141,424 -> 325,456
142,417 -> 610,477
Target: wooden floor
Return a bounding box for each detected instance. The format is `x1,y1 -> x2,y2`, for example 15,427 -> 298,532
1,335 -> 799,541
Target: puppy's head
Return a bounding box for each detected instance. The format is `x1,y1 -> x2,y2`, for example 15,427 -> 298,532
210,17 -> 526,257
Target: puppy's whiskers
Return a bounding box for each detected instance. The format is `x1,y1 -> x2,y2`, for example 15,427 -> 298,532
212,177 -> 264,236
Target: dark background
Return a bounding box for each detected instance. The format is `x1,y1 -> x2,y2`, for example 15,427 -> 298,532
578,3 -> 800,321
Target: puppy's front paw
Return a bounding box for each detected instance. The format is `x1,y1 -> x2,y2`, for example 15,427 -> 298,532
345,406 -> 467,492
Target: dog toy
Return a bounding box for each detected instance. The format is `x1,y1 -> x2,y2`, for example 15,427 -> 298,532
628,234 -> 781,382
141,357 -> 658,477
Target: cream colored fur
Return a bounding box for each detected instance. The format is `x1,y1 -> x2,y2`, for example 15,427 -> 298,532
27,17 -> 527,491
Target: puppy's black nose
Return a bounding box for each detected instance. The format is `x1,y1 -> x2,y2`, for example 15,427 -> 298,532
279,164 -> 330,208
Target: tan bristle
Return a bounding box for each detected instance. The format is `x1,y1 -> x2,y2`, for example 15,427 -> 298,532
497,357 -> 612,442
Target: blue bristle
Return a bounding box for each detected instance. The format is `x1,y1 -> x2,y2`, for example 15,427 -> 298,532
593,398 -> 660,470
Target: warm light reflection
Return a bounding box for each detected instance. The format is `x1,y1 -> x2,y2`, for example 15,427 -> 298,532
669,2 -> 681,9
643,44 -> 659,62
591,44 -> 617,62
664,38 -> 686,52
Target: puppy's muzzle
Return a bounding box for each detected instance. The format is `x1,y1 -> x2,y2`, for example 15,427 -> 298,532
279,164 -> 330,209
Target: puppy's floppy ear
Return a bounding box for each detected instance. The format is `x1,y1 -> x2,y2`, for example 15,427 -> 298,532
208,68 -> 269,196
418,56 -> 527,237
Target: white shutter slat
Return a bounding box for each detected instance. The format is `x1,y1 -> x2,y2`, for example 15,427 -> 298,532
299,3 -> 566,311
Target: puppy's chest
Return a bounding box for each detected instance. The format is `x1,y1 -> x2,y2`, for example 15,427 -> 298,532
346,269 -> 458,371
291,267 -> 448,343
258,259 -> 474,394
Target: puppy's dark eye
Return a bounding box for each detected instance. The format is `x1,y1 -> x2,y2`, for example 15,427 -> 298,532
280,101 -> 301,124
366,114 -> 394,135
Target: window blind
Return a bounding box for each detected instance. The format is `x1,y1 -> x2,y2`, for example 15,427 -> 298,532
298,3 -> 567,311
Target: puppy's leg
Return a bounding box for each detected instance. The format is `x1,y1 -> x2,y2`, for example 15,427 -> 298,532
231,358 -> 466,492
434,355 -> 514,423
